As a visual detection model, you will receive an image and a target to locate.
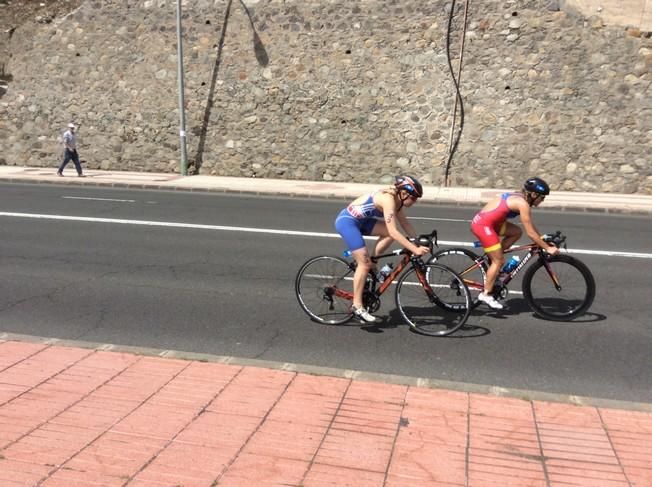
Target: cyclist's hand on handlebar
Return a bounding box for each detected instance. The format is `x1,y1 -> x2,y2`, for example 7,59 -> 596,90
545,245 -> 560,255
412,245 -> 430,257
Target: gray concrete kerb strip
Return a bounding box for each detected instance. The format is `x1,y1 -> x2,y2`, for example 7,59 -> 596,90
2,331 -> 652,414
1,165 -> 652,214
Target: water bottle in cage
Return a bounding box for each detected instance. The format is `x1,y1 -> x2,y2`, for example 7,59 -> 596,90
378,263 -> 393,283
501,255 -> 520,273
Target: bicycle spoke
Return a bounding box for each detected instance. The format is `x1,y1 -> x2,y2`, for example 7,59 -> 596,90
429,248 -> 484,309
295,256 -> 354,324
396,264 -> 470,336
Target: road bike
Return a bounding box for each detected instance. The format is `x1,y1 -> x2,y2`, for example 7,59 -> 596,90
428,231 -> 595,321
295,230 -> 472,336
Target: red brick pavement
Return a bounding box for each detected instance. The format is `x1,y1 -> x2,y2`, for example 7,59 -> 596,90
1,340 -> 651,486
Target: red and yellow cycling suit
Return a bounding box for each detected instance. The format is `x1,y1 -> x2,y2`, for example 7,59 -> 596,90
470,192 -> 523,252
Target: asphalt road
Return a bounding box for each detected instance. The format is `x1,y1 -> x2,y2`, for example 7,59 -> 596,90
1,183 -> 651,403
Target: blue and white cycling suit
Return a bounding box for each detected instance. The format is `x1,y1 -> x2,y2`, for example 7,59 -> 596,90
334,193 -> 383,251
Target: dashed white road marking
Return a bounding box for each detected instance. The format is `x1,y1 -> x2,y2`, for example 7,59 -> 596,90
63,196 -> 136,202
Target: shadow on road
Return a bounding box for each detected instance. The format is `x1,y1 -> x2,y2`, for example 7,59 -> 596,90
495,297 -> 606,324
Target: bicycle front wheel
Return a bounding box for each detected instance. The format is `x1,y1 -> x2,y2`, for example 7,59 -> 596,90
522,254 -> 595,321
395,263 -> 471,336
295,256 -> 355,324
429,247 -> 485,309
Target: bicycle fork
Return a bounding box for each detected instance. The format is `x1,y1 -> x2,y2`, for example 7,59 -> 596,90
413,259 -> 438,302
541,255 -> 562,291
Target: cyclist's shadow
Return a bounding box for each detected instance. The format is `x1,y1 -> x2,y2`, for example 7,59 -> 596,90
484,297 -> 606,323
358,313 -> 400,334
355,300 -> 606,336
360,309 -> 491,338
481,298 -> 531,320
353,301 -> 605,337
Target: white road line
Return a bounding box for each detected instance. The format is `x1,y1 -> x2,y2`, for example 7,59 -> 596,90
2,211 -> 651,260
570,248 -> 652,258
443,241 -> 652,259
0,211 -> 337,238
63,196 -> 136,202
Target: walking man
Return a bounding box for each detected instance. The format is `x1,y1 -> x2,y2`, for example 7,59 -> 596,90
57,123 -> 84,177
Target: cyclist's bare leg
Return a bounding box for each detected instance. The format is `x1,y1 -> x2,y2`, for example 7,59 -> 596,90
351,246 -> 373,309
501,222 -> 522,251
370,222 -> 394,257
484,247 -> 505,294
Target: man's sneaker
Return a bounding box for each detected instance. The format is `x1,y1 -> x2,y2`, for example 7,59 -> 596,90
477,292 -> 503,310
56,172 -> 63,177
352,305 -> 378,323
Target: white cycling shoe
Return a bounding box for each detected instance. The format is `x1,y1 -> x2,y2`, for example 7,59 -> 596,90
352,305 -> 378,323
478,292 -> 504,310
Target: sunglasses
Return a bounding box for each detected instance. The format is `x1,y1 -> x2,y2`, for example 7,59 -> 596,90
533,194 -> 545,202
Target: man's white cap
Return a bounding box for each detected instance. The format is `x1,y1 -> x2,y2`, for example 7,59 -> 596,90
68,123 -> 76,128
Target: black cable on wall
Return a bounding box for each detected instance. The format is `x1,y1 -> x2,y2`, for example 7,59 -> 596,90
443,0 -> 470,187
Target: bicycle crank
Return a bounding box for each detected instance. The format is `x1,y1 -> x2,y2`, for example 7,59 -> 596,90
363,292 -> 381,313
492,282 -> 509,301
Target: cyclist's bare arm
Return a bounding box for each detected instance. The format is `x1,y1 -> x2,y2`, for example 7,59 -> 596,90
514,200 -> 559,254
396,210 -> 417,238
396,212 -> 429,255
376,193 -> 428,255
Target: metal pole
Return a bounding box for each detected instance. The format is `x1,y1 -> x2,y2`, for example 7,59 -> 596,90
176,0 -> 188,176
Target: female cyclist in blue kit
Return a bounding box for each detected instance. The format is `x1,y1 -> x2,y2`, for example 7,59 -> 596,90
334,175 -> 430,323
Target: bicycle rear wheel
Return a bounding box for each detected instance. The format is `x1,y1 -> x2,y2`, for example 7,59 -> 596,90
429,248 -> 485,309
395,263 -> 471,336
295,256 -> 354,324
522,254 -> 595,321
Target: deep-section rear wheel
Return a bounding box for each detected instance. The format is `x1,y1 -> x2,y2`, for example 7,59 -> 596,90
295,256 -> 355,324
395,263 -> 471,336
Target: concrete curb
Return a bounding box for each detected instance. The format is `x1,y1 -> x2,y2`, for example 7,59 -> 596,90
3,331 -> 651,413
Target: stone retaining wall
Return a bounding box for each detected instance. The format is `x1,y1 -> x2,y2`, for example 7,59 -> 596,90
563,0 -> 652,30
1,0 -> 650,193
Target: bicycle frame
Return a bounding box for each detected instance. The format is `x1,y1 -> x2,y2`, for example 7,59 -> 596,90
461,243 -> 560,292
374,252 -> 411,295
333,251 -> 432,302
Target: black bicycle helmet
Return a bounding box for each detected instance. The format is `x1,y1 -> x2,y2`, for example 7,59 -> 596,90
523,177 -> 550,196
394,175 -> 423,199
